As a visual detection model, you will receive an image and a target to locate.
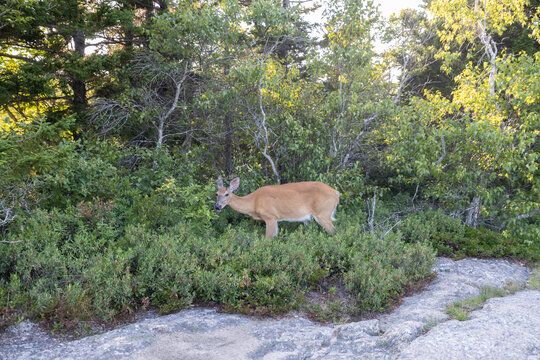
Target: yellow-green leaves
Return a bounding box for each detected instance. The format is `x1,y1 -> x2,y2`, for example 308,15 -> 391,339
430,0 -> 528,74
384,47 -> 539,224
430,0 -> 527,45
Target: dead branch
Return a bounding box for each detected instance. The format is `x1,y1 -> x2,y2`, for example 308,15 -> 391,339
437,134 -> 446,166
516,209 -> 539,221
256,78 -> 281,183
0,203 -> 15,227
366,190 -> 377,234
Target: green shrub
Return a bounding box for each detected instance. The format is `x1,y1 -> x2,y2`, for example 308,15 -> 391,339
0,203 -> 437,328
399,209 -> 535,260
0,208 -> 132,323
0,241 -> 18,282
298,225 -> 355,276
127,192 -> 171,230
400,209 -> 465,256
125,179 -> 217,233
343,231 -> 435,311
149,225 -> 322,314
81,249 -> 136,320
505,221 -> 540,261
317,163 -> 367,212
129,226 -> 197,313
38,150 -> 119,209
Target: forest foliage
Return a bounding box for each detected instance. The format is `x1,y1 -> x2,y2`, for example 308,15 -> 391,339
0,0 -> 538,332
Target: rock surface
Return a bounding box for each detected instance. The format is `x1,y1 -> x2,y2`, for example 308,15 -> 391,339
1,258 -> 537,360
398,290 -> 540,360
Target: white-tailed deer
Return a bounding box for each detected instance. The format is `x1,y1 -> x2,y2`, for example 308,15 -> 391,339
215,176 -> 340,238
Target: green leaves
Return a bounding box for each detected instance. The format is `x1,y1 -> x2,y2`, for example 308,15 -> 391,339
0,116 -> 76,181
1,0 -> 140,126
384,1 -> 538,233
248,0 -> 296,38
148,1 -> 222,60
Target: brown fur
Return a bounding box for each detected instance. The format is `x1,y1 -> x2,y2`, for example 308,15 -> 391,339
215,178 -> 339,238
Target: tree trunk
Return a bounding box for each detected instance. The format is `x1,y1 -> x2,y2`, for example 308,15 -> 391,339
465,196 -> 481,228
123,2 -> 135,50
475,0 -> 498,98
224,111 -> 234,176
71,29 -> 87,110
277,0 -> 291,74
223,57 -> 234,176
157,117 -> 165,147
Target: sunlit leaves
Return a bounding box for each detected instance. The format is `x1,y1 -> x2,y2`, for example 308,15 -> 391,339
382,0 -> 538,228
430,0 -> 527,45
385,53 -> 538,224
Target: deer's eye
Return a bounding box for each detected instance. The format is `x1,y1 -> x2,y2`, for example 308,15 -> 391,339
225,193 -> 229,197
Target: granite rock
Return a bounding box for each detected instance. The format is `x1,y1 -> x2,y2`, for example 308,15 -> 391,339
0,258 -> 536,360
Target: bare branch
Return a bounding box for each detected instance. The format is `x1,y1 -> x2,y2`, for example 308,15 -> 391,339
0,182 -> 34,233
157,65 -> 189,147
256,78 -> 281,183
516,209 -> 539,221
437,134 -> 446,166
382,220 -> 402,238
339,114 -> 378,168
366,190 -> 377,234
412,183 -> 419,210
89,98 -> 137,136
0,52 -> 36,62
0,203 -> 15,227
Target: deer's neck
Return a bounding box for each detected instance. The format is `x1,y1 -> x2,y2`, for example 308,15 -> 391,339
228,194 -> 256,217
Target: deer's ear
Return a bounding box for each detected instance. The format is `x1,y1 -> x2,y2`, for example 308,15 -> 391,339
217,175 -> 223,188
229,177 -> 240,192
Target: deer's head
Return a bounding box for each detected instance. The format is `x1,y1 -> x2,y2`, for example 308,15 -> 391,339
214,176 -> 239,212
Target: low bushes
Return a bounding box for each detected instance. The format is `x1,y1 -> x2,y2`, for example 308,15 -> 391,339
2,180 -> 533,333
0,208 -> 436,330
399,209 -> 537,261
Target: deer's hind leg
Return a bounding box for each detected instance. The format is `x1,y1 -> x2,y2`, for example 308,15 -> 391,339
314,216 -> 335,234
313,198 -> 339,235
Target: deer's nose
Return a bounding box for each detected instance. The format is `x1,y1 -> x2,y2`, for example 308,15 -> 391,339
214,203 -> 222,212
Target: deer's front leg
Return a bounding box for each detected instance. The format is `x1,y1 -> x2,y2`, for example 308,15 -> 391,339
264,219 -> 278,238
